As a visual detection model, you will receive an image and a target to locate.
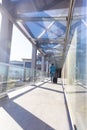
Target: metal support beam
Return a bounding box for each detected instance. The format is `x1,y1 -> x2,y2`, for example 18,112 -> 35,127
0,4 -> 46,56
35,38 -> 65,43
63,0 -> 75,60
0,13 -> 13,63
16,16 -> 67,22
31,45 -> 37,70
38,21 -> 55,39
0,3 -> 13,93
46,60 -> 49,74
41,55 -> 45,72
10,0 -> 69,14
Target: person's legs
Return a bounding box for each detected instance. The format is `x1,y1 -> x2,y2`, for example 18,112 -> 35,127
51,73 -> 53,82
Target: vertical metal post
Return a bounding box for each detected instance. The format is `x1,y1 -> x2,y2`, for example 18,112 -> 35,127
0,15 -> 13,63
31,45 -> 37,70
41,55 -> 45,72
46,60 -> 49,77
31,45 -> 37,82
41,55 -> 45,80
0,13 -> 13,93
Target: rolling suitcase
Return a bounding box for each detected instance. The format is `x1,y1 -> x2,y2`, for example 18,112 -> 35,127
53,77 -> 57,83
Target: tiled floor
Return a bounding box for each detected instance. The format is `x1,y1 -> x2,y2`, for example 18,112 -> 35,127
0,80 -> 71,130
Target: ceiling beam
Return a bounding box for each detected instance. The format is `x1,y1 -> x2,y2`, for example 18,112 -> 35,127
37,21 -> 55,39
16,22 -> 46,56
35,22 -> 60,37
15,14 -> 87,22
16,16 -> 67,22
35,37 -> 65,42
72,14 -> 87,20
82,19 -> 87,27
63,0 -> 76,59
23,23 -> 35,38
10,0 -> 69,14
0,4 -> 46,56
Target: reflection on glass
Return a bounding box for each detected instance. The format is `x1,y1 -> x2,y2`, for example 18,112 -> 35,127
62,0 -> 87,130
0,63 -> 47,95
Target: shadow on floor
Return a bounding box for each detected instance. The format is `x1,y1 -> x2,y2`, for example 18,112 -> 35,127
0,80 -> 72,130
37,86 -> 64,94
0,80 -> 62,130
0,86 -> 37,107
1,100 -> 54,130
32,81 -> 64,94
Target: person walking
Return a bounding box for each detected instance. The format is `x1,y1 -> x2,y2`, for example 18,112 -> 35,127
50,64 -> 56,82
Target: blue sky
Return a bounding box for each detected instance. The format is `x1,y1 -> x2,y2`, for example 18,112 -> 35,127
10,25 -> 32,61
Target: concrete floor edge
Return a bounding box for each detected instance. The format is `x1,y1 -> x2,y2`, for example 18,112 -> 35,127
62,83 -> 75,130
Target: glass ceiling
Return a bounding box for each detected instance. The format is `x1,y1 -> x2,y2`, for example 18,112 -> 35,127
1,0 -> 86,66
25,21 -> 66,39
17,8 -> 69,17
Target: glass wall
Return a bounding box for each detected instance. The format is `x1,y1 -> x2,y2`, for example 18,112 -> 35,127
62,0 -> 87,130
0,13 -> 2,31
0,62 -> 48,97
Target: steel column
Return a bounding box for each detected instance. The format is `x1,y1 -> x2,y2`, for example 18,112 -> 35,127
41,55 -> 45,72
46,60 -> 49,74
0,14 -> 13,63
31,45 -> 37,70
0,12 -> 13,93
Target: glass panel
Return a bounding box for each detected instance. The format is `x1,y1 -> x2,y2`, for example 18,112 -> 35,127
25,21 -> 52,38
26,20 -> 66,39
0,13 -> 2,31
0,63 -> 48,97
0,63 -> 8,93
10,0 -> 20,1
62,1 -> 87,130
18,8 -> 68,17
41,32 -> 57,39
39,43 -> 58,52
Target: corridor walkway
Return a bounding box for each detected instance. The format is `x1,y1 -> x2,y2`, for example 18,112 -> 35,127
0,80 -> 71,130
